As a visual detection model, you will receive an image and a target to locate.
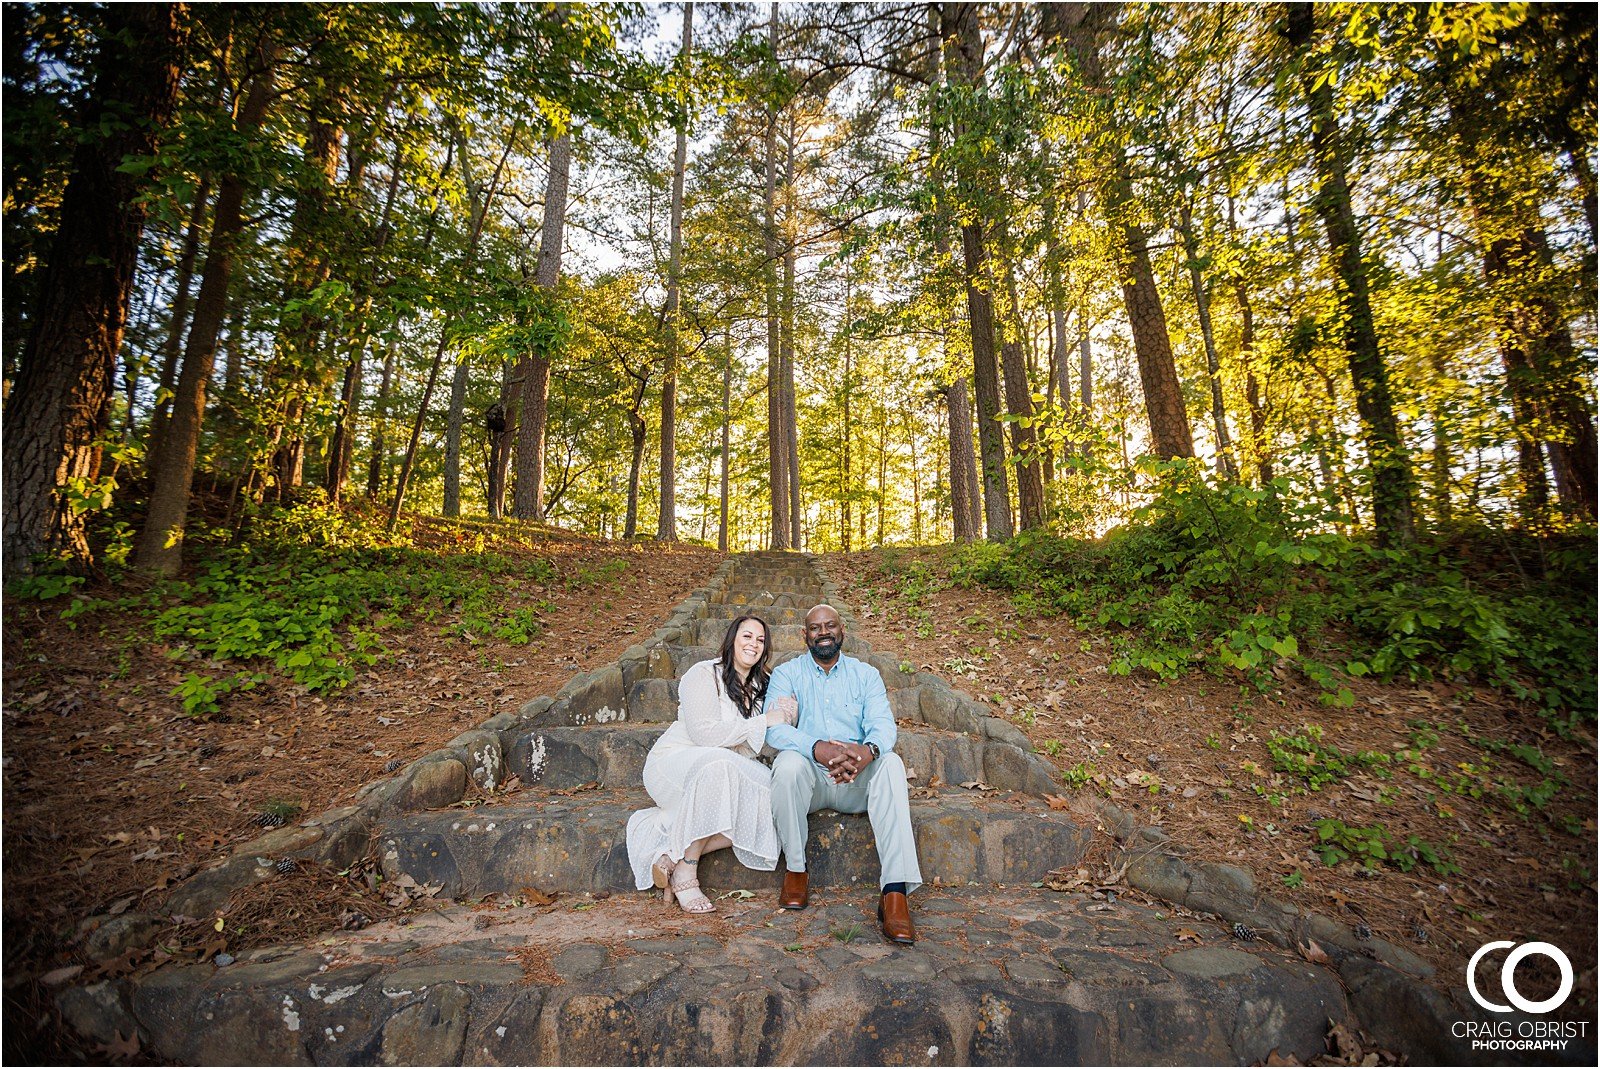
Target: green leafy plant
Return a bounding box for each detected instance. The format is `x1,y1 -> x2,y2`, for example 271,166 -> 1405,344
1266,725 -> 1390,791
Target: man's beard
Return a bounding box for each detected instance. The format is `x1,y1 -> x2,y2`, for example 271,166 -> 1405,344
807,635 -> 841,660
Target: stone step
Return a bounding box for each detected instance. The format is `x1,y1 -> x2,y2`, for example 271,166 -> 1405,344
686,619 -> 865,652
377,787 -> 1091,898
95,884 -> 1493,1068
701,604 -> 807,624
503,722 -> 1059,797
710,589 -> 823,607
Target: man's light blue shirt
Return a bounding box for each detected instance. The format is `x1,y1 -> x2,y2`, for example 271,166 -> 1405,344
765,651 -> 896,760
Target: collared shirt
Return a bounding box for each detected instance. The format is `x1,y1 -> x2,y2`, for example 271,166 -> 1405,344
765,652 -> 896,761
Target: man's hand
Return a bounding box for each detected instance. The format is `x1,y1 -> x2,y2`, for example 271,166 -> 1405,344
812,740 -> 875,784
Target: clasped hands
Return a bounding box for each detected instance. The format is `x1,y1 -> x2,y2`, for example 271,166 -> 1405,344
811,739 -> 875,784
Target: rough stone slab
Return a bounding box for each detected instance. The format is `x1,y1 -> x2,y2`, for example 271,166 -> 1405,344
501,723 -> 1053,796
378,789 -> 1090,897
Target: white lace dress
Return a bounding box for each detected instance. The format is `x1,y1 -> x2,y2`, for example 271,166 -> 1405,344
625,659 -> 780,890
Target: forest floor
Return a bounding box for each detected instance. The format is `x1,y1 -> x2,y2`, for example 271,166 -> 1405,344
1,521 -> 721,1061
821,546 -> 1597,1022
3,531 -> 1594,1062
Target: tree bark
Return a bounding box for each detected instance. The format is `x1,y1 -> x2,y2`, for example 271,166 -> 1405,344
995,237 -> 1046,528
147,178 -> 211,465
135,40 -> 275,577
366,337 -> 398,500
763,3 -> 790,549
1285,2 -> 1415,544
1176,199 -> 1235,478
658,2 -> 692,541
943,377 -> 982,542
514,132 -> 570,522
942,2 -> 1012,541
719,334 -> 731,553
4,4 -> 188,573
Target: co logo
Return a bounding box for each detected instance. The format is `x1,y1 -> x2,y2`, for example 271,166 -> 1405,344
1467,941 -> 1574,1014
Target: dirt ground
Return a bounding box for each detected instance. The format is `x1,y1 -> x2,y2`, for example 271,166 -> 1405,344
819,547 -> 1598,1023
3,532 -> 1594,1063
1,523 -> 722,1060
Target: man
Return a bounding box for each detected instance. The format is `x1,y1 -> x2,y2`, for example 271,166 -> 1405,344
764,603 -> 921,944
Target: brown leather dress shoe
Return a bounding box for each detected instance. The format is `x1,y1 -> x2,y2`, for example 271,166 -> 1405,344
878,891 -> 916,944
780,870 -> 809,910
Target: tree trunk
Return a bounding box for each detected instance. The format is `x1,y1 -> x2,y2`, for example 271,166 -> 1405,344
719,335 -> 731,553
135,41 -> 275,577
514,133 -> 569,522
390,127 -> 515,529
781,139 -> 802,550
658,3 -> 692,541
148,178 -> 211,465
1176,199 -> 1235,478
1285,2 -> 1415,544
763,3 -> 790,549
367,337 -> 397,500
942,2 -> 1012,541
623,374 -> 648,538
996,241 -> 1046,528
443,360 -> 469,516
944,377 -> 982,542
4,4 -> 188,574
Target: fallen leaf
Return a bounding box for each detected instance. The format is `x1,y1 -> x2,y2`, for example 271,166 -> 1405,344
96,1030 -> 141,1061
1328,1018 -> 1363,1059
958,780 -> 995,792
1264,1050 -> 1300,1066
40,965 -> 83,986
1299,939 -> 1333,965
1044,793 -> 1072,810
1175,928 -> 1202,943
520,887 -> 556,906
719,889 -> 756,900
106,895 -> 137,916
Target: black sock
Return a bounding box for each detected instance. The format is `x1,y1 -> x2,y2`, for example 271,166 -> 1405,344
882,882 -> 907,896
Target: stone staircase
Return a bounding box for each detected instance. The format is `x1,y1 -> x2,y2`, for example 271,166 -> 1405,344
372,553 -> 1088,901
57,553 -> 1590,1066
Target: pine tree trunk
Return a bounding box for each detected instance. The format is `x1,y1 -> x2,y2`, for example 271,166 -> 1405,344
658,3 -> 692,541
942,3 -> 1012,541
624,374 -> 648,539
3,4 -> 188,574
1176,200 -> 1235,478
135,41 -> 275,577
996,240 -> 1046,528
443,360 -> 469,516
944,377 -> 982,542
148,178 -> 211,465
763,3 -> 790,550
367,338 -> 397,500
1285,2 -> 1415,544
514,132 -> 568,522
719,336 -> 731,553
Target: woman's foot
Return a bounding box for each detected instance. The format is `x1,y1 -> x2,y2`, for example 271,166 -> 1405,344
665,859 -> 716,914
651,854 -> 674,891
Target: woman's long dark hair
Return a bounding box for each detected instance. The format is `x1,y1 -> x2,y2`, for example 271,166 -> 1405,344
718,614 -> 772,718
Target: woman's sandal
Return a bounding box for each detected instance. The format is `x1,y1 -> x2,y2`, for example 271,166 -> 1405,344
651,853 -> 675,891
664,858 -> 716,914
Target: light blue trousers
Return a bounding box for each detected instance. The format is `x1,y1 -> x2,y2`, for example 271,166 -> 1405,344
770,748 -> 923,893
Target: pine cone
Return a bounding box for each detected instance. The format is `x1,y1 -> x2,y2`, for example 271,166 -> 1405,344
383,758 -> 404,773
1232,922 -> 1257,942
1354,922 -> 1372,940
254,811 -> 287,829
275,857 -> 297,876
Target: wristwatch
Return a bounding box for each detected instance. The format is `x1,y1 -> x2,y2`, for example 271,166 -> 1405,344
866,742 -> 880,759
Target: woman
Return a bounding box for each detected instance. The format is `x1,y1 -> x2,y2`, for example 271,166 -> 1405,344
625,614 -> 795,913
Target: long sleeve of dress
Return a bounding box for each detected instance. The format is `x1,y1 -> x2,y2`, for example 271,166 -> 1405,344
678,661 -> 767,755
